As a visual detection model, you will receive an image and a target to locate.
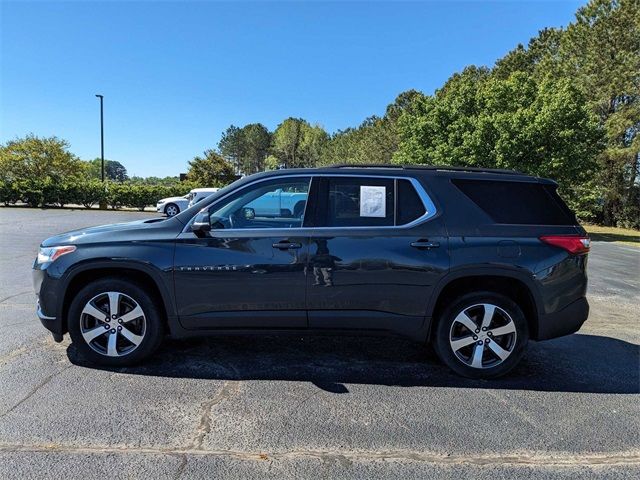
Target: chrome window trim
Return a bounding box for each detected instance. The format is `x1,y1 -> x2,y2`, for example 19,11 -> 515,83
182,173 -> 437,234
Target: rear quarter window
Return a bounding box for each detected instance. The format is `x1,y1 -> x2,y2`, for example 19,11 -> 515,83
452,179 -> 577,225
396,179 -> 426,225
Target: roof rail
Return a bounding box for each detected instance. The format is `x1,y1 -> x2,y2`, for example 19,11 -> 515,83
328,164 -> 521,175
419,165 -> 522,175
329,163 -> 403,169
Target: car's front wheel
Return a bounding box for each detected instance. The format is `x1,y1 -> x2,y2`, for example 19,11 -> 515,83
164,203 -> 179,217
433,291 -> 529,379
67,277 -> 164,366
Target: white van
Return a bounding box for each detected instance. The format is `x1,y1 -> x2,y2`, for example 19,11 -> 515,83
187,188 -> 220,208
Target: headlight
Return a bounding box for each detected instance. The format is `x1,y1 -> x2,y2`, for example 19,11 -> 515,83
37,245 -> 76,265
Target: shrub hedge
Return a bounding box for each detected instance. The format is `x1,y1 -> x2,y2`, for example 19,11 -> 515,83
0,180 -> 202,210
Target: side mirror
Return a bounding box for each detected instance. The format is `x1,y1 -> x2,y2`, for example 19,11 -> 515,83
191,209 -> 211,237
242,207 -> 255,220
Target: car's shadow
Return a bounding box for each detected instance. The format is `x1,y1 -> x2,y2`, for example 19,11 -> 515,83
67,333 -> 639,394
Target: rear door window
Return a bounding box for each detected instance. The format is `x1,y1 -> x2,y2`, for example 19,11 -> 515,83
326,177 -> 395,227
312,176 -> 429,228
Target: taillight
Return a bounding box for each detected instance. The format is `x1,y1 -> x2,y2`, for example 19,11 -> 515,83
539,235 -> 590,255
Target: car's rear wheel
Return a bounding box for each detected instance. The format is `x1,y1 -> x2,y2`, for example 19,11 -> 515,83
68,278 -> 164,366
164,203 -> 179,217
433,291 -> 528,379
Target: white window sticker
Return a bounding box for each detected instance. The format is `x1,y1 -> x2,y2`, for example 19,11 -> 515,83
360,186 -> 386,217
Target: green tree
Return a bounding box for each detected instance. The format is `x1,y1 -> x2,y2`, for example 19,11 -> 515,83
218,123 -> 272,174
395,70 -> 602,215
186,150 -> 236,186
86,158 -> 129,182
239,123 -> 271,174
321,116 -> 395,165
264,155 -> 281,170
272,118 -> 329,168
271,118 -> 305,168
319,90 -> 426,166
493,28 -> 563,80
486,0 -> 639,226
558,0 -> 640,226
395,66 -> 492,166
0,134 -> 84,183
385,89 -> 426,122
128,175 -> 181,186
218,125 -> 244,173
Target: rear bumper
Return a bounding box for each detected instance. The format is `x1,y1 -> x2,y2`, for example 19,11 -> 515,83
535,297 -> 589,340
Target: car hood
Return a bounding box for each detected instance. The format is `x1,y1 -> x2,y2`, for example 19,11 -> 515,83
158,196 -> 187,203
41,217 -> 179,247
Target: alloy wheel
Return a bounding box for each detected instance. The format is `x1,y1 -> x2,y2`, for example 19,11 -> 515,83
448,303 -> 517,369
165,205 -> 179,216
80,291 -> 147,357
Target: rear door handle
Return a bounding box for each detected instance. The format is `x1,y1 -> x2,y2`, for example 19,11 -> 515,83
411,240 -> 440,250
272,241 -> 302,250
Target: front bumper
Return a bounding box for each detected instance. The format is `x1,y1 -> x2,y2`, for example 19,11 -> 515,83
37,301 -> 63,342
33,267 -> 65,342
156,204 -> 165,213
536,296 -> 589,340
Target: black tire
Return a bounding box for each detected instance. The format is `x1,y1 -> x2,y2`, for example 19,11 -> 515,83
67,277 -> 164,367
432,291 -> 529,379
164,203 -> 179,217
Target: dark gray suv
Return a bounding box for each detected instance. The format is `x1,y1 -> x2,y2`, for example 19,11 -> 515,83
33,165 -> 590,378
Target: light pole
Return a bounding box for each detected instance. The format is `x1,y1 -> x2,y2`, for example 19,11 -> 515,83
95,94 -> 104,182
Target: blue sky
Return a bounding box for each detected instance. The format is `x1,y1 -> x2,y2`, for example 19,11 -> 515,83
1,0 -> 582,177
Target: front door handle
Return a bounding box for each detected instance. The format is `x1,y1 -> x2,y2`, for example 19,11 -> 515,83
272,241 -> 302,250
411,240 -> 440,250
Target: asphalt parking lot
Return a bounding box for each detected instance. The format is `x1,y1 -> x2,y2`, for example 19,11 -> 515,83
0,208 -> 638,479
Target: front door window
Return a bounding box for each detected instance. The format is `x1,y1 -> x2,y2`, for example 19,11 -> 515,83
206,178 -> 311,230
